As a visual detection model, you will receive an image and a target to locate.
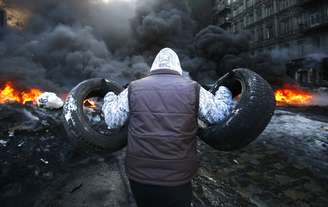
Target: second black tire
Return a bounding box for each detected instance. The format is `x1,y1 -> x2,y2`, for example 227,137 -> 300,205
197,68 -> 276,151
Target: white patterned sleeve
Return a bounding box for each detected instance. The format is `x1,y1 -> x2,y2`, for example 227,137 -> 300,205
102,88 -> 129,129
198,86 -> 233,125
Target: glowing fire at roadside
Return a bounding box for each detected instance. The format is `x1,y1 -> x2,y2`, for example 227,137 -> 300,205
275,84 -> 313,106
0,82 -> 42,104
84,99 -> 97,109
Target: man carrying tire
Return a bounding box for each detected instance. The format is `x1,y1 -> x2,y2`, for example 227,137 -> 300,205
102,48 -> 233,207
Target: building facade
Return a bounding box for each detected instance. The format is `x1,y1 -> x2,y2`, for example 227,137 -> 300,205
214,0 -> 328,86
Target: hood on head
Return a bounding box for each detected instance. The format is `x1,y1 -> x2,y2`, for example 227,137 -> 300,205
150,48 -> 183,75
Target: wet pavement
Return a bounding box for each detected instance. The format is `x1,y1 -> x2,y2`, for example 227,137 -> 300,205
195,109 -> 328,207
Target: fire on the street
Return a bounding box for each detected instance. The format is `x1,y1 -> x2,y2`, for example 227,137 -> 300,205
84,99 -> 97,109
0,82 -> 42,104
275,84 -> 313,106
0,81 -> 316,107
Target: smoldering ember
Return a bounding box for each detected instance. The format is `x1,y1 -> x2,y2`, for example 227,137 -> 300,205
0,0 -> 328,206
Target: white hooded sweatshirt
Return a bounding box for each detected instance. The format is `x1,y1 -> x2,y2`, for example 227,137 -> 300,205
150,48 -> 183,75
102,48 -> 233,129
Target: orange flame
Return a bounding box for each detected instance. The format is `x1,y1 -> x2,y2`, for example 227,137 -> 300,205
275,84 -> 313,106
0,82 -> 43,104
83,99 -> 97,109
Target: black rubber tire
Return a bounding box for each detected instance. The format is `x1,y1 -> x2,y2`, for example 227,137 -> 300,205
62,78 -> 127,153
197,68 -> 276,151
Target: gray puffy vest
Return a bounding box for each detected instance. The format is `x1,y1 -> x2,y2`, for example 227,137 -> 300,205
126,69 -> 200,186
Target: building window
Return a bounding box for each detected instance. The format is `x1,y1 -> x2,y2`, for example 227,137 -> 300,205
264,4 -> 273,17
312,37 -> 321,50
309,13 -> 320,26
284,43 -> 290,55
250,29 -> 255,43
279,0 -> 286,10
297,40 -> 304,57
256,27 -> 263,41
280,20 -> 288,35
291,17 -> 296,33
246,13 -> 254,25
285,19 -> 292,34
322,58 -> 328,82
256,8 -> 262,20
246,0 -> 253,8
265,24 -> 274,39
296,15 -> 304,31
241,20 -> 244,30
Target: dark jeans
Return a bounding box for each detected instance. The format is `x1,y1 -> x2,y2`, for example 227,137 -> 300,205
129,179 -> 192,207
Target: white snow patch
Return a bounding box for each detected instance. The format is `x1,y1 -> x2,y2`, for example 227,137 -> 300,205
0,140 -> 8,147
64,95 -> 78,125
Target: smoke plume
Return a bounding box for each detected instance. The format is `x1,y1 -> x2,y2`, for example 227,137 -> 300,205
0,0 -> 288,93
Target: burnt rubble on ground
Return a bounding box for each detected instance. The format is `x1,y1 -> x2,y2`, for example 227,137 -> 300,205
0,103 -> 72,206
0,102 -> 136,207
1,103 -> 328,207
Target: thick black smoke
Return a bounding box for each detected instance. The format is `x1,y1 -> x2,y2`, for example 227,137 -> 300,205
0,0 -> 148,92
0,0 -> 286,93
192,25 -> 287,84
131,0 -> 195,52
